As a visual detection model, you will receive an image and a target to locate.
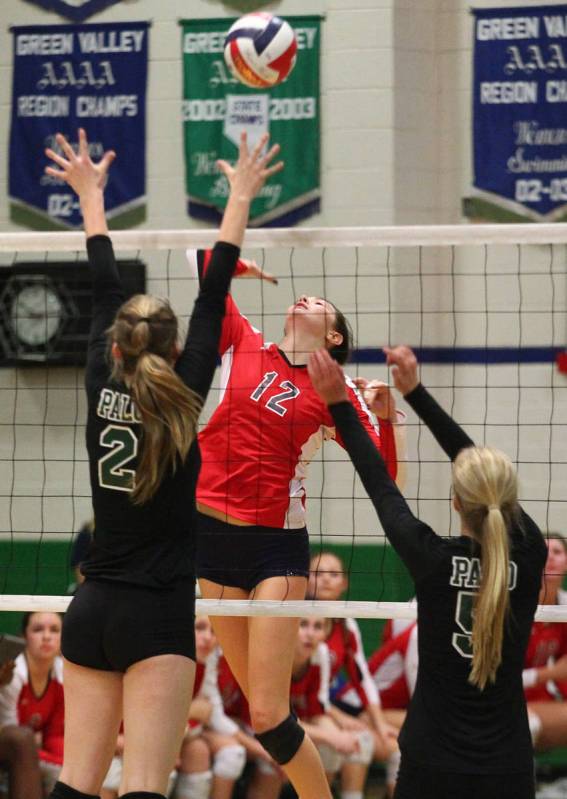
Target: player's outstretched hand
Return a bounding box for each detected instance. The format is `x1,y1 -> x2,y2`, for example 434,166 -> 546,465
383,345 -> 419,397
236,257 -> 278,285
352,377 -> 397,423
45,128 -> 116,199
217,131 -> 283,203
308,349 -> 348,406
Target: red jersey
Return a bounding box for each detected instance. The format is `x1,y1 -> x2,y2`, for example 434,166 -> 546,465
0,654 -> 64,765
326,618 -> 380,708
290,643 -> 331,721
191,648 -> 238,735
218,655 -> 251,726
189,250 -> 398,528
192,661 -> 205,698
340,623 -> 418,710
524,622 -> 567,702
381,607 -> 416,645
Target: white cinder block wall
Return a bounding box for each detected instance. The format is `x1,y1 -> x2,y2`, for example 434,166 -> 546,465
0,1 -> 564,552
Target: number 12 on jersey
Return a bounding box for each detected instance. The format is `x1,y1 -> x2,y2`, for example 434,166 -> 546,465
250,371 -> 300,417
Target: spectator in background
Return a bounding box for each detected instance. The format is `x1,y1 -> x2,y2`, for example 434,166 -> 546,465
0,656 -> 43,799
290,616 -> 375,799
308,553 -> 398,764
524,535 -> 567,750
173,616 -> 246,799
0,613 -> 64,796
336,623 -> 418,796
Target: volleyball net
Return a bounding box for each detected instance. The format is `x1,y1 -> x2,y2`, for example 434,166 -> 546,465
0,223 -> 565,624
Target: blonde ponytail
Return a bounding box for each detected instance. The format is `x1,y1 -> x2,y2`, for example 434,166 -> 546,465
109,295 -> 203,505
452,447 -> 518,690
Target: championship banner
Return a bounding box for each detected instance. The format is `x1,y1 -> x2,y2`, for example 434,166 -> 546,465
466,5 -> 567,223
22,0 -> 128,22
9,22 -> 149,230
181,16 -> 321,227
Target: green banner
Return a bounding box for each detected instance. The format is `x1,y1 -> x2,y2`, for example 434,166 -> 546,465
181,16 -> 321,227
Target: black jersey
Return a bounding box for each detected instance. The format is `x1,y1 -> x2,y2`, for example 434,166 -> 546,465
329,384 -> 546,774
81,235 -> 239,588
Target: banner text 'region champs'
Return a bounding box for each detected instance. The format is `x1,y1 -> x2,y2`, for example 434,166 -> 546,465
9,22 -> 149,230
181,16 -> 321,227
468,5 -> 567,222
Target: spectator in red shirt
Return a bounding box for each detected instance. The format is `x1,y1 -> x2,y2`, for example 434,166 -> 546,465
0,613 -> 64,796
524,535 -> 567,749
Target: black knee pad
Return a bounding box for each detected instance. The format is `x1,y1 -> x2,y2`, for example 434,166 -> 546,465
49,782 -> 100,799
255,713 -> 305,765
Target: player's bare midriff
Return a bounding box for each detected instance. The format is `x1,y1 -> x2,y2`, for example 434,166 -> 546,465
197,502 -> 253,527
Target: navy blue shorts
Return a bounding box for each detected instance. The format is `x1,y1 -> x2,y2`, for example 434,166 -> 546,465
62,578 -> 196,672
394,756 -> 535,799
195,512 -> 310,592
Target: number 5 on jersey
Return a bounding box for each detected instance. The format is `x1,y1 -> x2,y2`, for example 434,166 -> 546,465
98,424 -> 138,492
452,591 -> 475,658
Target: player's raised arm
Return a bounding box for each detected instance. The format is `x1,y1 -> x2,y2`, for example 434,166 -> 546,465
45,129 -> 123,390
384,345 -> 474,461
175,131 -> 283,403
45,128 -> 115,239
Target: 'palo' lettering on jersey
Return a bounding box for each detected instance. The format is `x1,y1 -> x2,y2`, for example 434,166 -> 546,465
449,556 -> 518,590
96,388 -> 141,424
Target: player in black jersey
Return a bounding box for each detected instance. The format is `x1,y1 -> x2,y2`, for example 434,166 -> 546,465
43,128 -> 283,799
308,346 -> 547,799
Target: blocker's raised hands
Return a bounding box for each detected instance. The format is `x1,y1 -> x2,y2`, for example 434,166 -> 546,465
217,131 -> 283,203
383,345 -> 419,396
45,128 -> 116,198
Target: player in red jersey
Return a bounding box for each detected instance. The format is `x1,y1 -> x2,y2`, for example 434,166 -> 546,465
309,551 -> 398,796
290,617 -> 374,798
337,624 -> 417,797
188,243 -> 401,799
174,616 -> 245,799
523,535 -> 567,750
0,612 -> 64,796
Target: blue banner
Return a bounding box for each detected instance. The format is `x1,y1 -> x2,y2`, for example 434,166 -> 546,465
9,22 -> 149,230
22,0 -> 127,22
470,5 -> 567,222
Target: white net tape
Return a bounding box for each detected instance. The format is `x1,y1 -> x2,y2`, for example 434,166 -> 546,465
1,596 -> 565,623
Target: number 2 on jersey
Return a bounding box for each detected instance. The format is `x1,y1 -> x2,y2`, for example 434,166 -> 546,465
98,424 -> 138,492
452,590 -> 475,658
250,372 -> 300,417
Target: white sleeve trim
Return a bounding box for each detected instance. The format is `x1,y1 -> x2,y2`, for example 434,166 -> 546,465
313,642 -> 332,711
200,648 -> 239,736
0,653 -> 26,729
185,249 -> 199,279
345,618 -> 380,706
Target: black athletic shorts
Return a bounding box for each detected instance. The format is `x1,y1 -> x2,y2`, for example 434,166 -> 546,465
62,578 -> 196,672
394,755 -> 535,799
195,512 -> 310,592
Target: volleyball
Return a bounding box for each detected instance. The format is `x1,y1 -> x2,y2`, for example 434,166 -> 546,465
224,13 -> 297,89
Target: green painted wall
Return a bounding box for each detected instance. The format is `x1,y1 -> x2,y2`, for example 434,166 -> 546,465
0,541 -> 415,655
